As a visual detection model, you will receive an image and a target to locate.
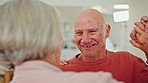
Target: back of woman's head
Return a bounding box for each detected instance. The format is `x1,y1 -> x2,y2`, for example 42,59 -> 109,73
0,0 -> 62,69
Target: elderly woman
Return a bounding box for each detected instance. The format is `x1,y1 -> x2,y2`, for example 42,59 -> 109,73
0,0 -> 121,83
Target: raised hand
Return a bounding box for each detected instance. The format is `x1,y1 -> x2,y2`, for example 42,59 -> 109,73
130,16 -> 148,55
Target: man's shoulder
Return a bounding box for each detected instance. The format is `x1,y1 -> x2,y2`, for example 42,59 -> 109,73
107,51 -> 141,65
108,51 -> 136,59
59,57 -> 80,71
59,55 -> 79,66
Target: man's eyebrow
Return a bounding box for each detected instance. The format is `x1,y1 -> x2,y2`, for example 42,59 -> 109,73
89,28 -> 99,31
75,30 -> 82,32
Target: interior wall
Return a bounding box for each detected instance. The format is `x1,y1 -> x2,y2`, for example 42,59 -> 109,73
104,14 -> 122,48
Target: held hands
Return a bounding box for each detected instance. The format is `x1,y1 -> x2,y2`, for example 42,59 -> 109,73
130,16 -> 148,55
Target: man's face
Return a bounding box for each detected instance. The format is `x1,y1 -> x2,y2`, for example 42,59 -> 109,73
74,16 -> 107,58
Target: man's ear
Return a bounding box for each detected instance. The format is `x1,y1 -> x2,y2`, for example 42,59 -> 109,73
72,39 -> 76,44
105,24 -> 111,38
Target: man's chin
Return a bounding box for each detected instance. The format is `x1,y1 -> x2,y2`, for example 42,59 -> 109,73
83,52 -> 96,57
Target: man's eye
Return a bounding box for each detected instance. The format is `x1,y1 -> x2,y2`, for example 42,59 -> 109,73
90,30 -> 97,33
90,31 -> 96,32
90,30 -> 97,35
75,32 -> 83,35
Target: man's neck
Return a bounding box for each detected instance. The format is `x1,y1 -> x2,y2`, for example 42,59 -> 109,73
78,50 -> 107,62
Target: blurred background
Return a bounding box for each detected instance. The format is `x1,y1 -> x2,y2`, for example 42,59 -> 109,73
0,0 -> 147,61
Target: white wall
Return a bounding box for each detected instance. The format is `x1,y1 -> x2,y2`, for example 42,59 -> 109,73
104,14 -> 122,47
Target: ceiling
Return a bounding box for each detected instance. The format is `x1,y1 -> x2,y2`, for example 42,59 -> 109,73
0,0 -> 145,15
41,0 -> 134,15
0,0 -> 146,19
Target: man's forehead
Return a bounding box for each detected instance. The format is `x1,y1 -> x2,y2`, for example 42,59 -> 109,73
75,17 -> 104,27
75,13 -> 105,24
74,21 -> 104,31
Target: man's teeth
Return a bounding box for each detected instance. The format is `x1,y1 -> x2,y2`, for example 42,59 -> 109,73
82,44 -> 95,48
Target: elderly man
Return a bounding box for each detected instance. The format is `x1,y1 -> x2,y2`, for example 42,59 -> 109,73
60,9 -> 148,83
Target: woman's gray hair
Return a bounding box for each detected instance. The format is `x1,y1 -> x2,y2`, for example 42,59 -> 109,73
0,0 -> 61,69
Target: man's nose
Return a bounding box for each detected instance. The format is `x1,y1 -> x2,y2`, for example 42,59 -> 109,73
81,33 -> 91,44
